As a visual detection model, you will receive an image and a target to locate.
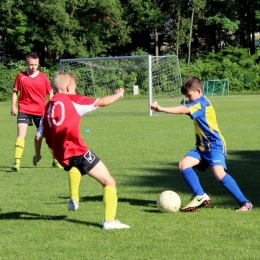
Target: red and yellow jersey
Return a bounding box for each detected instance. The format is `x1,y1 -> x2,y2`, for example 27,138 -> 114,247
13,71 -> 53,116
42,93 -> 98,167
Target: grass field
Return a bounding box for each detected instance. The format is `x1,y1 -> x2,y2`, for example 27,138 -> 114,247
0,95 -> 259,260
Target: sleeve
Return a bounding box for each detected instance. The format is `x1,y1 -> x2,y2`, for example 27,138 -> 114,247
13,73 -> 21,91
186,101 -> 204,119
42,72 -> 53,94
70,95 -> 98,116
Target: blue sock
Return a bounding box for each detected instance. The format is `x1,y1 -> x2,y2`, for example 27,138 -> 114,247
181,168 -> 205,195
220,174 -> 248,204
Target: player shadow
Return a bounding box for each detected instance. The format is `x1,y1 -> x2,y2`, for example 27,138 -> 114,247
0,211 -> 102,228
59,195 -> 159,214
127,149 -> 260,209
80,195 -> 156,207
0,166 -> 55,173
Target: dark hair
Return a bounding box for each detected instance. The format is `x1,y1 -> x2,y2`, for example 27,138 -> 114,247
181,76 -> 203,95
26,52 -> 39,60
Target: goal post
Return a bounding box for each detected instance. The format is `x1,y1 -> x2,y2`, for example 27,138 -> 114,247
203,79 -> 229,96
59,55 -> 182,116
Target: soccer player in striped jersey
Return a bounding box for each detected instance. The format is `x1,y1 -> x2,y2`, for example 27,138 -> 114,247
150,76 -> 252,212
10,52 -> 62,171
33,71 -> 130,229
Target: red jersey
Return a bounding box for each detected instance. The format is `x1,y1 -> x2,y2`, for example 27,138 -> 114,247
42,93 -> 98,167
13,71 -> 53,116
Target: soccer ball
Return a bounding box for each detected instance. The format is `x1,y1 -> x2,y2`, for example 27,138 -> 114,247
157,190 -> 181,213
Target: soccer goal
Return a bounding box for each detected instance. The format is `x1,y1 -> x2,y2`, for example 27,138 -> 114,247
203,79 -> 229,96
59,55 -> 182,116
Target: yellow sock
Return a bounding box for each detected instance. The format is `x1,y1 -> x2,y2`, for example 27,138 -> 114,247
15,138 -> 24,164
103,186 -> 118,221
68,167 -> 81,202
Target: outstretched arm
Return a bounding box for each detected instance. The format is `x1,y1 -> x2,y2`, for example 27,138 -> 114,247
150,102 -> 190,114
95,88 -> 124,107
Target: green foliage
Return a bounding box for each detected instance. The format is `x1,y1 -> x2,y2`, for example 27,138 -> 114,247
1,46 -> 260,102
0,62 -> 24,102
0,60 -> 57,102
60,55 -> 181,99
0,0 -> 132,61
180,47 -> 260,93
206,13 -> 239,30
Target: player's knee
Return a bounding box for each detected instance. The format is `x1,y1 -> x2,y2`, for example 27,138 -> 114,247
107,177 -> 116,187
102,177 -> 116,187
178,160 -> 184,171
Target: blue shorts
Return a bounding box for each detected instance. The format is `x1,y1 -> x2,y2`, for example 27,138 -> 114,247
185,149 -> 227,172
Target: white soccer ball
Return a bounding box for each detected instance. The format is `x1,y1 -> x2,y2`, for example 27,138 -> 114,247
157,190 -> 181,213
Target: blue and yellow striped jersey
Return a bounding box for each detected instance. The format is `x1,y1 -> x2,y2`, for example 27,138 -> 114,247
186,95 -> 227,155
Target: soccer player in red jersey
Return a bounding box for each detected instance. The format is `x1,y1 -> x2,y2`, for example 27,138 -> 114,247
34,71 -> 130,229
10,52 -> 61,171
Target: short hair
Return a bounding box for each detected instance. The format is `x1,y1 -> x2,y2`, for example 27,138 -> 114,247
26,52 -> 39,61
51,71 -> 77,93
181,76 -> 203,95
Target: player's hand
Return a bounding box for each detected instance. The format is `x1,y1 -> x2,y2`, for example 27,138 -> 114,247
33,155 -> 42,166
11,108 -> 17,116
115,88 -> 125,94
115,88 -> 124,98
150,102 -> 162,112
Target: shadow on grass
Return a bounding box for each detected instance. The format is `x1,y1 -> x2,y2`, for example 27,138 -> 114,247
0,166 -> 59,173
80,195 -> 161,214
59,194 -> 156,208
59,150 -> 259,211
77,195 -> 239,213
125,150 -> 260,209
0,211 -> 102,228
80,195 -> 156,207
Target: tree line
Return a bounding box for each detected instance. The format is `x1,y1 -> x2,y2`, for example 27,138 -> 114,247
1,0 -> 260,64
1,0 -> 260,101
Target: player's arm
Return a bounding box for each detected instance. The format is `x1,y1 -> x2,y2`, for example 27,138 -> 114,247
11,90 -> 18,116
95,88 -> 124,107
150,103 -> 190,114
48,90 -> 54,100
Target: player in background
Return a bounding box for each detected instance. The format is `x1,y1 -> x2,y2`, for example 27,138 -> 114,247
33,71 -> 130,230
150,76 -> 253,212
10,52 -> 62,171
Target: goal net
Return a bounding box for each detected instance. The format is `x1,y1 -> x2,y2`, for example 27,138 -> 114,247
203,79 -> 229,96
59,55 -> 182,116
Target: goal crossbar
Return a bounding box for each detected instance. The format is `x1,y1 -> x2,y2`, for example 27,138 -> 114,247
59,55 -> 182,116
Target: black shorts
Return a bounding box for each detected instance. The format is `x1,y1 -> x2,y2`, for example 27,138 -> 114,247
17,112 -> 41,128
64,150 -> 100,175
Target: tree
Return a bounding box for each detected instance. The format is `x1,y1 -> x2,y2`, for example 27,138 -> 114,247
0,0 -> 132,64
121,0 -> 168,56
186,0 -> 207,64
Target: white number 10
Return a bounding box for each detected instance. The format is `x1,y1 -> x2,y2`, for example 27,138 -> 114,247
47,101 -> 65,127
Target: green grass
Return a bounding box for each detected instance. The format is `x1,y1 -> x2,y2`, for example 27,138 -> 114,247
0,95 -> 259,260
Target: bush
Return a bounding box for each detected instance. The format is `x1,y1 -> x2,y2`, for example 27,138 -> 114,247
0,64 -> 21,102
180,47 -> 260,93
1,48 -> 260,102
0,61 -> 58,102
